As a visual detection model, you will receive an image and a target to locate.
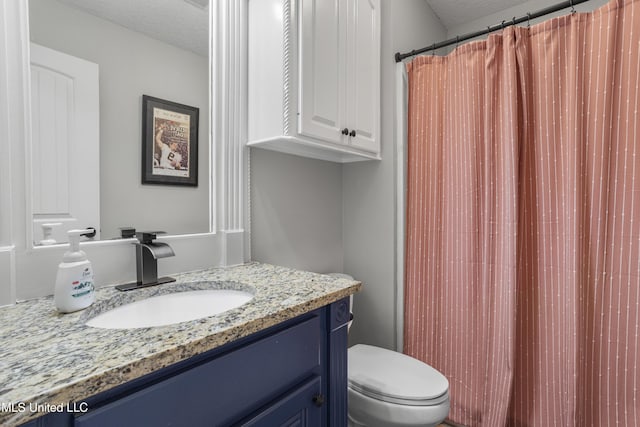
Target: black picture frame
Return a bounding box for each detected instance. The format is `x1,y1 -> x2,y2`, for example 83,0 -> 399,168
142,95 -> 199,186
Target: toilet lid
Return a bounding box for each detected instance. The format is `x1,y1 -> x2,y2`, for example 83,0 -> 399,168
348,344 -> 449,406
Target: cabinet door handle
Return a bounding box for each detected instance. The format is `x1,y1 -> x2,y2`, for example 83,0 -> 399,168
341,128 -> 350,135
312,394 -> 325,407
349,130 -> 356,137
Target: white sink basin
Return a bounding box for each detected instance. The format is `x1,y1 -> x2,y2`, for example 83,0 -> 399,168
86,289 -> 254,329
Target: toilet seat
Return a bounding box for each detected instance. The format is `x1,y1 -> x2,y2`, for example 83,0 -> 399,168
348,344 -> 449,407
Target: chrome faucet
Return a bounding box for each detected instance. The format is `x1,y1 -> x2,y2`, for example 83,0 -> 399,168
116,231 -> 176,291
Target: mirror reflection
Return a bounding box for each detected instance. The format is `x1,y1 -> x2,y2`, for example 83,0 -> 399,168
28,0 -> 210,245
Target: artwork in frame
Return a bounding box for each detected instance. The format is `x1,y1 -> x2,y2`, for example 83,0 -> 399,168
142,95 -> 199,186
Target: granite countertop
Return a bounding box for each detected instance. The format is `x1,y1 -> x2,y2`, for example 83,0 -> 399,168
0,262 -> 361,426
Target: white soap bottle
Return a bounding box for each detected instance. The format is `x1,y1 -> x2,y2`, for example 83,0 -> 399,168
54,229 -> 95,313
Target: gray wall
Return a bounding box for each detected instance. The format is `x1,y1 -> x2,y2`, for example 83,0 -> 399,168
343,1 -> 446,349
29,0 -> 209,239
250,0 -> 446,349
251,149 -> 343,274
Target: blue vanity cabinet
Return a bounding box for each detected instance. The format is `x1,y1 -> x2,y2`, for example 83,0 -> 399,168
238,377 -> 323,426
19,298 -> 350,427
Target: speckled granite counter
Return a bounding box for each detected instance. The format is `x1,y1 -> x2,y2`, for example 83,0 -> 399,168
0,262 -> 361,426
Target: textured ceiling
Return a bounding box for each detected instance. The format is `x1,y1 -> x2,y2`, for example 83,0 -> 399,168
425,0 -> 532,28
54,0 -> 557,57
56,0 -> 208,57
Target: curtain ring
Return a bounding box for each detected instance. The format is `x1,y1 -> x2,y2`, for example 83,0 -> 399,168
455,36 -> 460,48
512,16 -> 517,27
570,0 -> 576,14
527,12 -> 532,28
501,20 -> 506,29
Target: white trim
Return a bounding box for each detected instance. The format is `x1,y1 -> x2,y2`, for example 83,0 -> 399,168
244,146 -> 251,262
208,0 -> 219,237
395,62 -> 408,352
0,246 -> 16,306
0,0 -> 30,305
30,238 -> 137,251
15,232 -> 225,301
213,0 -> 250,265
222,230 -> 247,266
0,0 -> 13,248
23,5 -> 34,255
247,136 -> 381,163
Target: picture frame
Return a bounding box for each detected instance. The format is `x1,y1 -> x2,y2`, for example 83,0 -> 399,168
141,95 -> 199,186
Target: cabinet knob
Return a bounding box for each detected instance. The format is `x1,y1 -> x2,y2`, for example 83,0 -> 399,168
312,393 -> 325,407
341,128 -> 350,135
349,130 -> 356,137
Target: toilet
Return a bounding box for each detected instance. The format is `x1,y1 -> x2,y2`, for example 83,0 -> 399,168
347,344 -> 450,427
329,274 -> 450,427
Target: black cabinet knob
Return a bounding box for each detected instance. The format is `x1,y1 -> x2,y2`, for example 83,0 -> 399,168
312,394 -> 325,407
349,130 -> 356,137
341,128 -> 349,135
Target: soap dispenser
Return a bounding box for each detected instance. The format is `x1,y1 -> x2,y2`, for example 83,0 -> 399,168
54,229 -> 95,313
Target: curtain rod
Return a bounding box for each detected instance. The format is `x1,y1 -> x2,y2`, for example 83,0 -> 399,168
394,0 -> 592,62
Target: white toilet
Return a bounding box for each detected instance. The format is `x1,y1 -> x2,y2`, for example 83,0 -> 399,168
347,344 -> 450,427
329,274 -> 450,427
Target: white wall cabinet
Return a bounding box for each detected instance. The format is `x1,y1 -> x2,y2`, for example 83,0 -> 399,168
248,0 -> 381,163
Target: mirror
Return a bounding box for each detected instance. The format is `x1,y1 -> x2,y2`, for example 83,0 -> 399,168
28,0 -> 211,245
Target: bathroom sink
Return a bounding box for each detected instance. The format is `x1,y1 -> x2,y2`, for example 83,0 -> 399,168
86,289 -> 254,329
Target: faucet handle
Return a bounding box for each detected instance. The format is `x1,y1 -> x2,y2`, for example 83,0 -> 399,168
119,227 -> 136,239
136,231 -> 166,244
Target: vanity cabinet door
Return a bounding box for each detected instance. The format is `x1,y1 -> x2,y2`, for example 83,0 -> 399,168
74,316 -> 321,427
239,377 -> 322,427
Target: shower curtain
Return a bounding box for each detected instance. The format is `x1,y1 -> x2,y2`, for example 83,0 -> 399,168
404,0 -> 640,425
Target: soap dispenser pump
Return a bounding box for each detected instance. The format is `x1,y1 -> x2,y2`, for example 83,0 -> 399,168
54,229 -> 95,313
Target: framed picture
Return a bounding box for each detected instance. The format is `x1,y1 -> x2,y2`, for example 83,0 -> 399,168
141,95 -> 199,186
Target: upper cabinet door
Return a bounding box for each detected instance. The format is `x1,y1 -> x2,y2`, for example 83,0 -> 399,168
345,0 -> 380,154
298,0 -> 345,144
247,0 -> 380,162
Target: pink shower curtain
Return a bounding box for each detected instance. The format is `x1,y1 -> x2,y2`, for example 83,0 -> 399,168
404,1 -> 640,426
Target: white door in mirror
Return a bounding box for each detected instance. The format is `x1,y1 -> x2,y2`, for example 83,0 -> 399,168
30,43 -> 100,245
85,290 -> 254,329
